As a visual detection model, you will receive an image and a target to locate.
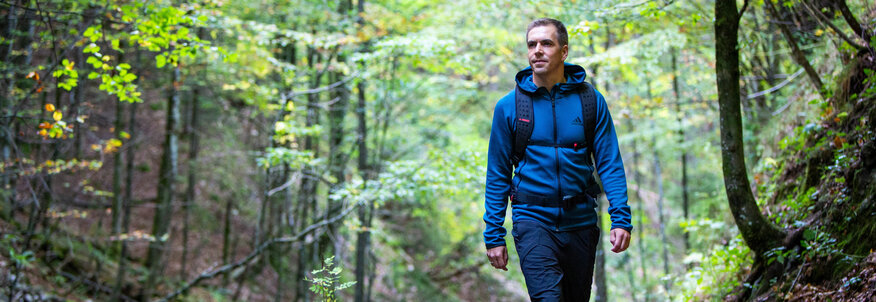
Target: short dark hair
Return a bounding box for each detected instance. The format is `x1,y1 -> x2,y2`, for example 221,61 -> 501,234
526,18 -> 568,48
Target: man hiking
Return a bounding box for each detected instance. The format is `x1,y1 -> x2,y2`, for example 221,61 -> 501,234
483,18 -> 633,301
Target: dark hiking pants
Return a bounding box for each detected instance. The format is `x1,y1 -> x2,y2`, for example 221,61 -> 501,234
512,220 -> 600,302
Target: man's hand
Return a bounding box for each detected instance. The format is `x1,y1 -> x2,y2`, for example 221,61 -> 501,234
486,246 -> 508,271
609,228 -> 631,253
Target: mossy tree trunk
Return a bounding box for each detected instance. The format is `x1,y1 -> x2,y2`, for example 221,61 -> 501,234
715,0 -> 786,256
143,61 -> 182,301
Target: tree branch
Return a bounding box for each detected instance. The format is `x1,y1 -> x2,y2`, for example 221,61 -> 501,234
798,0 -> 867,51
747,68 -> 803,99
284,71 -> 360,99
737,0 -> 749,23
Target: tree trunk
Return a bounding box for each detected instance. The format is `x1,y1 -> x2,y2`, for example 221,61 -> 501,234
222,196 -> 234,287
594,195 -> 608,302
73,49 -> 84,159
181,79 -> 201,281
626,116 -> 649,301
589,27 -> 609,302
322,69 -> 349,259
112,47 -> 126,239
114,48 -> 140,299
672,48 -> 691,254
715,0 -> 787,256
354,1 -> 371,300
651,134 -> 670,294
144,63 -> 182,300
763,0 -> 825,99
294,46 -> 322,302
834,0 -> 870,44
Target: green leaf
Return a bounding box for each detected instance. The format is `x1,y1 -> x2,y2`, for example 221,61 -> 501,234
156,54 -> 166,68
803,229 -> 816,241
86,56 -> 102,68
123,73 -> 137,82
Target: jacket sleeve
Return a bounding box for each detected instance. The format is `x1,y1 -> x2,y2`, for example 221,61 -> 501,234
483,94 -> 514,249
592,89 -> 633,232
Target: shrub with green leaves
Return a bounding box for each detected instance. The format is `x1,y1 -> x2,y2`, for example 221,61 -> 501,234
306,256 -> 356,302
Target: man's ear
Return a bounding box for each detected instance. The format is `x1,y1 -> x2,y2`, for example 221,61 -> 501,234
562,44 -> 568,61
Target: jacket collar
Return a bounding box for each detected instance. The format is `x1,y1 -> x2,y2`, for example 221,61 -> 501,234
515,63 -> 588,94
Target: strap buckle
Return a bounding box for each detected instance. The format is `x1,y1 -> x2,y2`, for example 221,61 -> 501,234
562,195 -> 575,209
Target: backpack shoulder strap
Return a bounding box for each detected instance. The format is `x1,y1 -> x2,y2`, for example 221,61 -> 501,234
580,82 -> 604,197
579,82 -> 597,159
513,85 -> 533,167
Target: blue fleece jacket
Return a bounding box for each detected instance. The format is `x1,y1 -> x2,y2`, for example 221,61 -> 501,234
483,63 -> 633,249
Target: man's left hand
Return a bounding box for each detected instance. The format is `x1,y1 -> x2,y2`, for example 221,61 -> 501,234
609,228 -> 631,253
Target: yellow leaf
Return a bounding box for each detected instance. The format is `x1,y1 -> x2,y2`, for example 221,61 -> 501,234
39,129 -> 47,136
91,144 -> 101,151
815,29 -> 824,37
53,111 -> 62,121
45,104 -> 55,112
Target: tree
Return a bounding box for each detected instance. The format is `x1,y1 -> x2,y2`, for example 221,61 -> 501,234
143,61 -> 182,301
714,0 -> 786,256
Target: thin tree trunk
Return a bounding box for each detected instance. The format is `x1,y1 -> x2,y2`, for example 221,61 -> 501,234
651,134 -> 669,294
834,0 -> 870,44
181,79 -> 201,281
74,49 -> 84,158
590,27 -> 609,302
295,46 -> 322,302
322,71 -> 349,258
354,0 -> 371,299
715,0 -> 787,256
594,195 -> 608,302
114,48 -> 140,299
626,116 -> 649,301
222,197 -> 234,287
1,0 -> 22,222
763,0 -> 825,98
112,48 -> 126,239
623,253 -> 638,302
143,63 -> 182,301
672,48 -> 690,254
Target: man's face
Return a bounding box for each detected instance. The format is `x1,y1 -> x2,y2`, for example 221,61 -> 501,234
527,25 -> 568,77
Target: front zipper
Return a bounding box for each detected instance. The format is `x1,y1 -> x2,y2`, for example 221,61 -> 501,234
551,92 -> 562,232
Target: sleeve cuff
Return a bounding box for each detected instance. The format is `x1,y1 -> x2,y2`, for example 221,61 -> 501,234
485,242 -> 506,250
610,225 -> 633,233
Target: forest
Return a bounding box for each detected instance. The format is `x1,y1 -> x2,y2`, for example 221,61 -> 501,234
0,0 -> 874,301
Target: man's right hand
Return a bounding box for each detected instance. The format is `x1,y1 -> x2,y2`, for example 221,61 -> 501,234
486,246 -> 509,271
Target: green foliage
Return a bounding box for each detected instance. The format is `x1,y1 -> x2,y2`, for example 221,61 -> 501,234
2,235 -> 35,269
677,237 -> 752,301
306,256 -> 356,302
52,59 -> 79,91
257,147 -> 314,170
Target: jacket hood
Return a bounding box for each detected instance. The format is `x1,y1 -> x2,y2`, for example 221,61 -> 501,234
515,63 -> 588,94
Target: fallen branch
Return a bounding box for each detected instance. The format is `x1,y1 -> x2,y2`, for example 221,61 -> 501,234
156,201 -> 361,302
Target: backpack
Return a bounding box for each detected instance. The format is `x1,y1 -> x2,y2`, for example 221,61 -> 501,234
511,82 -> 603,197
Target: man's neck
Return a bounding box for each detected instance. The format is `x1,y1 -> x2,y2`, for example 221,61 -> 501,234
532,70 -> 566,92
